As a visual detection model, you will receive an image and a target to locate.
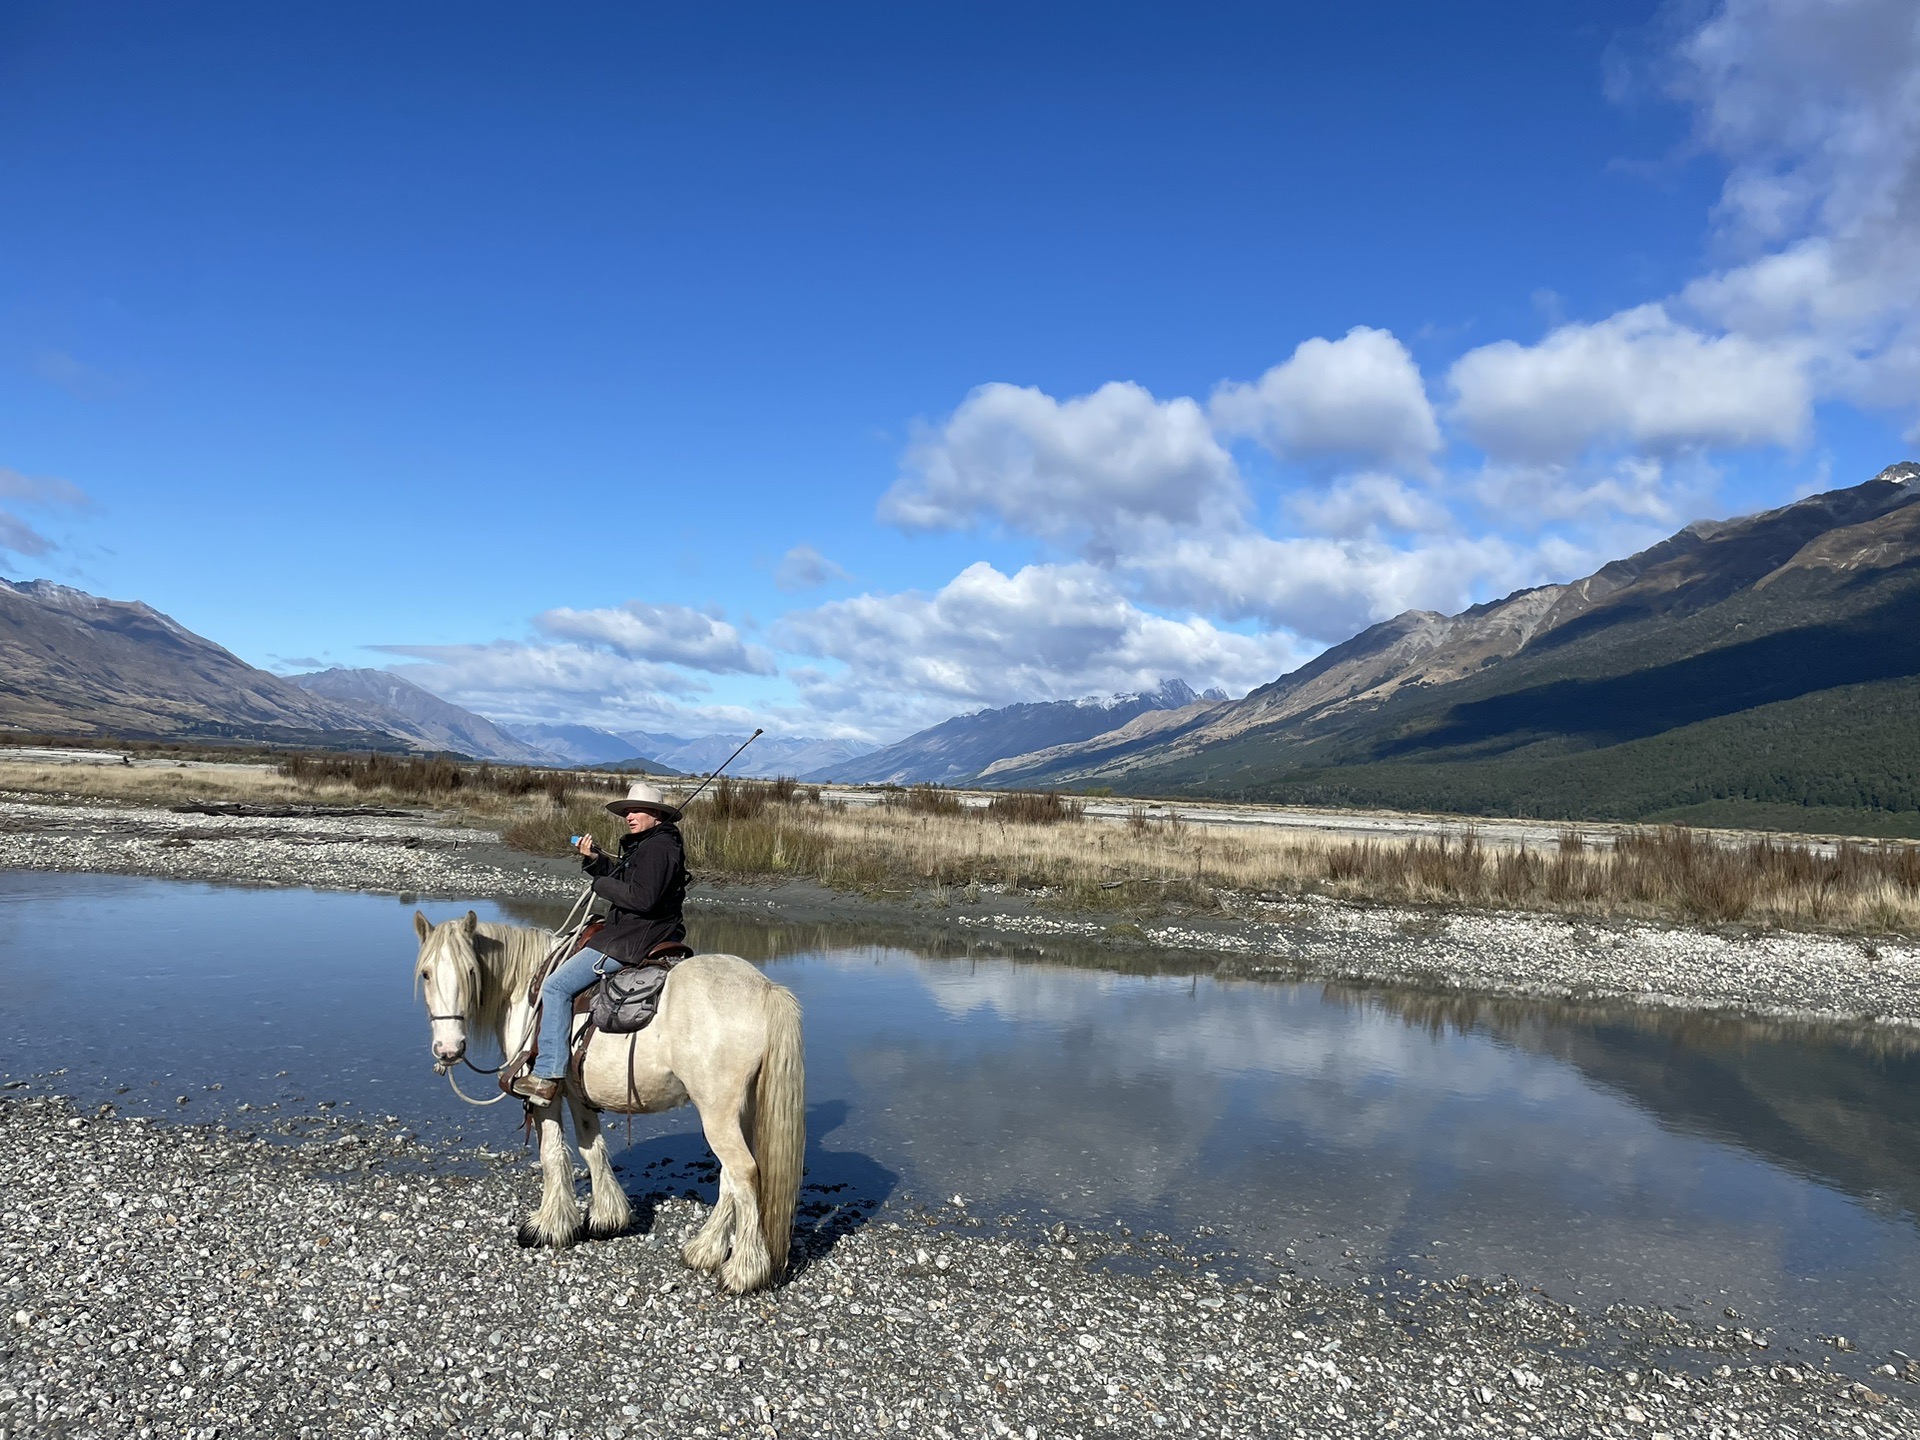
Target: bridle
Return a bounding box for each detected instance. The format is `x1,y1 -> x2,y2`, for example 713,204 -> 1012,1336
420,884 -> 597,1108
427,1013 -> 505,1073
426,1009 -> 517,1106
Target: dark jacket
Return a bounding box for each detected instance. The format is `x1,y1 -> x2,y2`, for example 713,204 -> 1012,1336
582,822 -> 688,965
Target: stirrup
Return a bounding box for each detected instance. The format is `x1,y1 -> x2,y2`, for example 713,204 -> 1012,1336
509,1074 -> 559,1106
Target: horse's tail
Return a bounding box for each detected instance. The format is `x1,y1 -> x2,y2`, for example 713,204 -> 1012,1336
752,982 -> 805,1281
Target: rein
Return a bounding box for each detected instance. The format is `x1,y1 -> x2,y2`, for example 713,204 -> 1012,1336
425,882 -> 598,1105
428,1015 -> 506,1075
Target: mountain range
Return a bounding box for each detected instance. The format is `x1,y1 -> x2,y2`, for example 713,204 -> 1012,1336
807,679 -> 1226,785
290,668 -> 562,765
976,462 -> 1920,834
492,724 -> 873,776
0,579 -> 404,747
5,460 -> 1915,833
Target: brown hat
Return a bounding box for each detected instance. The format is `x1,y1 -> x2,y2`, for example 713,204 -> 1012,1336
606,780 -> 682,822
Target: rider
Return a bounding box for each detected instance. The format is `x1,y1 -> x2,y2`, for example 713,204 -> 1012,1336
509,780 -> 688,1105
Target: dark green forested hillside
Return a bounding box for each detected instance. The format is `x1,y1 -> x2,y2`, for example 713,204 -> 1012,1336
1184,677 -> 1920,837
1099,472 -> 1920,836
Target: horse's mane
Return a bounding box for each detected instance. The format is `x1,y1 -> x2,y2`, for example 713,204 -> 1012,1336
470,922 -> 555,1047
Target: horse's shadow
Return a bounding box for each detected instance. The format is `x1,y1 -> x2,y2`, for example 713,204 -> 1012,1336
602,1099 -> 896,1275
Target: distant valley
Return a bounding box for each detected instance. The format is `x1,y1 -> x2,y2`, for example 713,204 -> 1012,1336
4,461 -> 1917,835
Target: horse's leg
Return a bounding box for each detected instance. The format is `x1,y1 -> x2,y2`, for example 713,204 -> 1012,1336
681,1152 -> 736,1277
567,1094 -> 633,1240
686,1085 -> 770,1294
516,1107 -> 583,1249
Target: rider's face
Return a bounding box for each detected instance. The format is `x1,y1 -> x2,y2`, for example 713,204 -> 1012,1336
626,810 -> 659,836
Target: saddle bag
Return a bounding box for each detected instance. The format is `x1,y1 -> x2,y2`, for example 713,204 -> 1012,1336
588,963 -> 673,1034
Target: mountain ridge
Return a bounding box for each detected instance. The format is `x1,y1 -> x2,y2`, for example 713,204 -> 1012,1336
808,679 -> 1225,785
291,668 -> 564,765
989,462 -> 1920,832
0,579 -> 403,746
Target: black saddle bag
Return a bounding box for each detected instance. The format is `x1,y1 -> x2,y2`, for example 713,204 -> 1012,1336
588,963 -> 673,1035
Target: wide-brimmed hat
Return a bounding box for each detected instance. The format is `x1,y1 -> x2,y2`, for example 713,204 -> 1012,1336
606,780 -> 683,822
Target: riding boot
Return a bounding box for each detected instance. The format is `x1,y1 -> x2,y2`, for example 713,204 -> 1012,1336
510,1074 -> 560,1106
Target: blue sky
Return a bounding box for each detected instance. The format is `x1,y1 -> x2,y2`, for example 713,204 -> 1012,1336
2,1 -> 1914,740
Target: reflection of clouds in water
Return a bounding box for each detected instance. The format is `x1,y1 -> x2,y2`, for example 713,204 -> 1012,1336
796,950 -> 1920,1346
909,956 -> 1560,1099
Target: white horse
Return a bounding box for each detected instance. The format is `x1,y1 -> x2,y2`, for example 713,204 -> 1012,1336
411,909 -> 805,1294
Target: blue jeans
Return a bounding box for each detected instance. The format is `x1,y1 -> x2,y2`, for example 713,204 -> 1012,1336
533,947 -> 619,1079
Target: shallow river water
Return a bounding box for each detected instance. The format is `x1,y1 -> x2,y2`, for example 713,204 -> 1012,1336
4,870 -> 1918,1366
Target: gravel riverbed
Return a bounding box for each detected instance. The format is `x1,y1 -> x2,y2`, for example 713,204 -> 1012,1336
4,1094 -> 1914,1440
5,791 -> 1919,1030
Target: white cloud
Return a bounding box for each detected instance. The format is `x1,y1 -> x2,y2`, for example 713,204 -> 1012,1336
0,466 -> 89,564
378,641 -> 705,712
533,600 -> 774,675
375,642 -> 805,735
1672,0 -> 1920,426
773,543 -> 849,592
777,561 -> 1307,727
0,513 -> 56,561
1127,532 -> 1533,644
1285,472 -> 1454,539
879,380 -> 1244,555
1469,455 -> 1716,529
1444,0 -> 1920,463
1211,327 -> 1442,474
1447,304 -> 1812,464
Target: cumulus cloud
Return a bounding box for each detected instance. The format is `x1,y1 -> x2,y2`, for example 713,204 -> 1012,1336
1127,532 -> 1536,644
1457,0 -> 1920,474
1469,455 -> 1719,529
1285,472 -> 1454,539
532,600 -> 774,675
776,561 -> 1307,727
879,380 -> 1244,554
378,641 -> 708,718
1447,304 -> 1812,464
773,543 -> 849,592
1673,0 -> 1920,426
1211,327 -> 1442,474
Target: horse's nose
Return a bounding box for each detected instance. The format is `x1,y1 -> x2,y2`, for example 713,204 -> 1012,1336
433,1039 -> 464,1060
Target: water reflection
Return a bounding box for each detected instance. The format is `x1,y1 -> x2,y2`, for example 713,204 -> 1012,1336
3,871 -> 1917,1360
1339,987 -> 1920,1225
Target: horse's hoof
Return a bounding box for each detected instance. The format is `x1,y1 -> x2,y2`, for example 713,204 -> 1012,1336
516,1217 -> 579,1249
719,1266 -> 770,1296
586,1216 -> 630,1242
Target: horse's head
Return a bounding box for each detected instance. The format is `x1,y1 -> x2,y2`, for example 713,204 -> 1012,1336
413,909 -> 482,1064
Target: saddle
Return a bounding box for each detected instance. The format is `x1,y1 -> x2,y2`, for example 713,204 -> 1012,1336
499,926 -> 694,1102
566,941 -> 694,1107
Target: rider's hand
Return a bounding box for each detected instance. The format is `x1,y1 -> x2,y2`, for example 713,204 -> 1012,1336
574,833 -> 598,858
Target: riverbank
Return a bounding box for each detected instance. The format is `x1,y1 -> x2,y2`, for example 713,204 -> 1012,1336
5,787 -> 1920,1031
2,1092 -> 1910,1440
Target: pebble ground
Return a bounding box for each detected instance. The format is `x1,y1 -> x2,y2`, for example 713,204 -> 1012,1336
4,1094 -> 1916,1440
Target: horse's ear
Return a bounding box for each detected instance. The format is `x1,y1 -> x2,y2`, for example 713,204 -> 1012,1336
413,910 -> 431,942
463,910 -> 479,935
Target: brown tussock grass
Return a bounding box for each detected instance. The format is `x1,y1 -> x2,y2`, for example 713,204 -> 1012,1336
502,779 -> 1920,936
0,758 -> 314,807
8,753 -> 1916,936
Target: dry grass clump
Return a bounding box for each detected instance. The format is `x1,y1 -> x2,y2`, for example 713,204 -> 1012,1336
1319,825 -> 1920,931
986,790 -> 1085,825
278,752 -> 578,802
888,784 -> 965,817
0,756 -> 308,807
